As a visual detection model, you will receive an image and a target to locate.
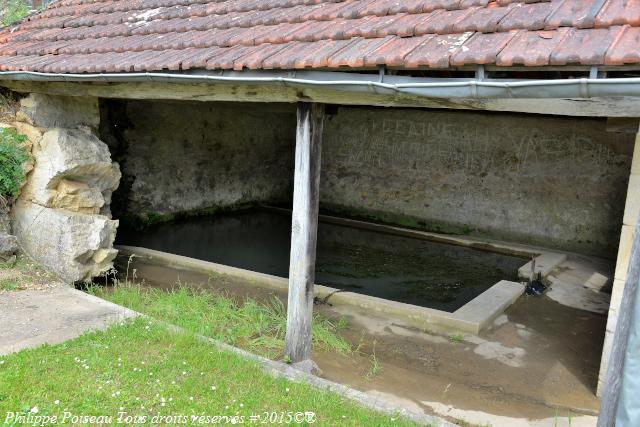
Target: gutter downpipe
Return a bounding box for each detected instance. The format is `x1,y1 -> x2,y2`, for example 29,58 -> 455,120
0,70 -> 639,99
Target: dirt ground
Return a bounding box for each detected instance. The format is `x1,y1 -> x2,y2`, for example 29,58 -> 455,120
0,254 -> 64,293
126,259 -> 604,426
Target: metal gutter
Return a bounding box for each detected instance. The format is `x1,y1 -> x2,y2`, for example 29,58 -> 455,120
0,69 -> 639,99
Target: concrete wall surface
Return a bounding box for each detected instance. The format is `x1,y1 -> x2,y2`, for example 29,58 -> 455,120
100,100 -> 296,222
321,107 -> 634,257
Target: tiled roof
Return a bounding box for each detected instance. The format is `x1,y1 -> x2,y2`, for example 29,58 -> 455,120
0,0 -> 638,74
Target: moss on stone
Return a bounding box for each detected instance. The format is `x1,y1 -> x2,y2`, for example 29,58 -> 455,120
123,202 -> 258,230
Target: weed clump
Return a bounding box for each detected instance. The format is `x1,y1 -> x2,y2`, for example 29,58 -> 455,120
0,127 -> 30,202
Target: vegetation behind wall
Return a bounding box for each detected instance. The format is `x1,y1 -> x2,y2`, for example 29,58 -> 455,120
0,127 -> 30,203
1,0 -> 30,26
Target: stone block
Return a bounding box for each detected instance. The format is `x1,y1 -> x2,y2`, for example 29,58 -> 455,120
12,201 -> 118,283
609,278 -> 626,320
517,252 -> 567,280
18,94 -> 99,129
623,174 -> 640,226
597,330 -> 615,396
631,132 -> 640,175
615,225 -> 635,281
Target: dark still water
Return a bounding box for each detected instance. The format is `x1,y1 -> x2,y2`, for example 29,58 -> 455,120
116,210 -> 525,312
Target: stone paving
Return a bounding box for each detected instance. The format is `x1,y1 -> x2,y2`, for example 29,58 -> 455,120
0,286 -> 136,356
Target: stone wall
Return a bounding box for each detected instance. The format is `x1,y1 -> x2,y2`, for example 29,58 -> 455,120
321,107 -> 634,258
10,94 -> 121,283
100,100 -> 296,223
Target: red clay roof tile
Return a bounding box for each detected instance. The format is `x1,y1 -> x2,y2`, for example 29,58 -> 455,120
550,26 -> 624,65
604,25 -> 640,65
453,4 -> 513,33
497,28 -> 570,66
545,0 -> 609,29
326,36 -> 393,67
403,33 -> 467,68
293,39 -> 356,68
497,2 -> 556,32
450,30 -> 516,65
596,0 -> 640,27
363,35 -> 430,66
0,0 -> 637,73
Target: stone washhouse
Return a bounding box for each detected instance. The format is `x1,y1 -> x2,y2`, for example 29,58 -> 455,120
0,0 -> 639,402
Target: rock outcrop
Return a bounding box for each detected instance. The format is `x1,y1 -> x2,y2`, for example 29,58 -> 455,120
0,203 -> 17,263
20,128 -> 120,215
8,93 -> 121,283
12,202 -> 118,281
17,93 -> 100,130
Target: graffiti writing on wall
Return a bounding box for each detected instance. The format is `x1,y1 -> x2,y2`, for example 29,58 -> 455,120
327,118 -> 625,178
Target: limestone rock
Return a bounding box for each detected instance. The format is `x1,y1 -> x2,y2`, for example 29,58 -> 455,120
0,202 -> 11,234
0,232 -> 18,262
50,179 -> 105,214
20,128 -> 121,214
12,121 -> 43,146
12,201 -> 118,282
18,94 -> 99,129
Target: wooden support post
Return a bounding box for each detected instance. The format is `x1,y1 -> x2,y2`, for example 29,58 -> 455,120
284,102 -> 324,364
597,217 -> 640,427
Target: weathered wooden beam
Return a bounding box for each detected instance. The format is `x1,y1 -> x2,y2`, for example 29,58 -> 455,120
284,102 -> 324,364
2,80 -> 640,117
597,217 -> 640,427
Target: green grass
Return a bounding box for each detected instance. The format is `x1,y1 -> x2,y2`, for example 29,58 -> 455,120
91,283 -> 351,359
0,278 -> 18,291
0,318 -> 417,426
449,334 -> 464,344
1,0 -> 29,27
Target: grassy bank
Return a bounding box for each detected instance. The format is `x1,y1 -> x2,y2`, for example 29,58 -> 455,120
0,317 -> 416,426
91,283 -> 351,359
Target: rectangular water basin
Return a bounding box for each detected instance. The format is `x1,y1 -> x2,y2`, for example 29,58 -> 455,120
116,209 -> 532,333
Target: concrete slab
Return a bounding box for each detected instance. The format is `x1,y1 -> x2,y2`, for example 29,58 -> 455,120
0,286 -> 137,356
518,252 -> 568,281
545,255 -> 613,314
454,280 -> 525,331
